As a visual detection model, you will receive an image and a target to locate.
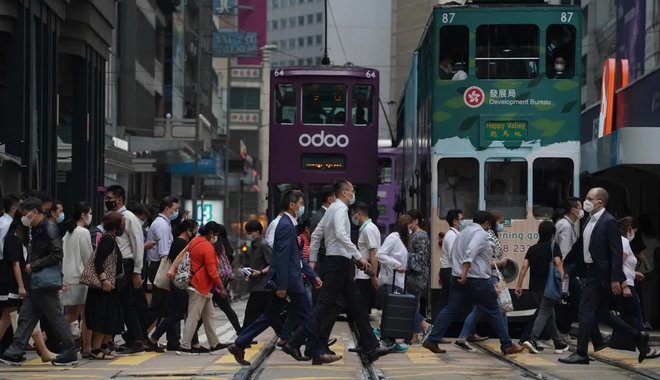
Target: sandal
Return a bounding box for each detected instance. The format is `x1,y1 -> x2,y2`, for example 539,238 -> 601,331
90,349 -> 116,360
647,348 -> 660,359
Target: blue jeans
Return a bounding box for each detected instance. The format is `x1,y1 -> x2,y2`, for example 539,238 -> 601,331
427,277 -> 512,351
459,275 -> 509,339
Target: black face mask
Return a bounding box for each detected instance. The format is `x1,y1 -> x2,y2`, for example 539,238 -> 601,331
105,200 -> 117,211
116,228 -> 125,237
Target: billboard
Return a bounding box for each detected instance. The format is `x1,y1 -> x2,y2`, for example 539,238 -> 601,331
212,31 -> 258,57
616,0 -> 646,81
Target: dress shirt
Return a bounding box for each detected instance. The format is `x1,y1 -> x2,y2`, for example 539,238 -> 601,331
450,223 -> 492,279
309,199 -> 361,261
355,220 -> 380,279
265,214 -> 282,247
621,237 -> 637,287
555,216 -> 578,259
146,214 -> 173,262
582,208 -> 605,264
117,206 -> 145,273
441,227 -> 459,269
376,232 -> 408,289
0,213 -> 13,260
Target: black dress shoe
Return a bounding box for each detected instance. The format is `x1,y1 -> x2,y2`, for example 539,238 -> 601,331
366,346 -> 392,362
282,344 -> 311,361
348,346 -> 365,353
312,354 -> 342,365
637,331 -> 649,363
558,352 -> 589,365
327,337 -> 338,347
593,337 -> 610,352
228,344 -> 250,366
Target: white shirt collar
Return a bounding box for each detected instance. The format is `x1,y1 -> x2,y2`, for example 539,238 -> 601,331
590,208 -> 606,222
322,205 -> 329,211
284,212 -> 298,226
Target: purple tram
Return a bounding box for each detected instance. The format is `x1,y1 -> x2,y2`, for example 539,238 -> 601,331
268,66 -> 380,221
376,140 -> 402,237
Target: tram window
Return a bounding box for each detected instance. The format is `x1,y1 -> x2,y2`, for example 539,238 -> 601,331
546,25 -> 576,79
437,158 -> 479,219
378,158 -> 392,184
275,84 -> 295,125
354,184 -> 375,209
485,159 -> 527,219
439,25 -> 469,80
532,158 -> 573,219
302,84 -> 347,125
476,25 -> 539,79
352,85 -> 374,126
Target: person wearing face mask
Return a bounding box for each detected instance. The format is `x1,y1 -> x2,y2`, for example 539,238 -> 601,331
0,197 -> 79,366
555,197 -> 583,260
61,201 -> 94,357
615,217 -> 660,358
47,200 -> 67,238
424,210 -> 524,356
406,209 -> 433,344
176,221 -> 228,355
308,180 -> 391,363
241,220 -> 275,329
436,209 -> 464,328
551,56 -> 571,79
229,190 -> 341,366
146,219 -> 199,352
351,202 -> 380,316
440,56 -> 467,81
103,185 -> 145,355
560,187 -> 649,365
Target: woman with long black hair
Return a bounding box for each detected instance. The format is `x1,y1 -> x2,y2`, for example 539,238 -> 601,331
211,224 -> 241,334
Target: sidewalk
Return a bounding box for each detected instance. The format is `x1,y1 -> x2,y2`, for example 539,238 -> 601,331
570,323 -> 660,345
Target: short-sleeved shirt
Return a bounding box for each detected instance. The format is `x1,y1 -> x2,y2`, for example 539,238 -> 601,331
622,237 -> 637,287
524,240 -> 561,291
355,220 -> 380,280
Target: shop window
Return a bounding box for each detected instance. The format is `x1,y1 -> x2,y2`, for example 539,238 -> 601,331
437,158 -> 479,218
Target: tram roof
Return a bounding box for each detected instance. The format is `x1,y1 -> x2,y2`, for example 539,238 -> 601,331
271,65 -> 378,78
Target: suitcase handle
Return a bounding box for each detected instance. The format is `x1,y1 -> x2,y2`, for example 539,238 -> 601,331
391,270 -> 406,294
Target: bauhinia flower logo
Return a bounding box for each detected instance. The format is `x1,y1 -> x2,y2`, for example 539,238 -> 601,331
464,86 -> 485,108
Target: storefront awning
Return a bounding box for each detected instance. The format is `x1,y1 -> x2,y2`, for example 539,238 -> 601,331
581,127 -> 660,173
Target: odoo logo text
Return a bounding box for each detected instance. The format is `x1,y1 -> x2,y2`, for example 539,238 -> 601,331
299,131 -> 349,148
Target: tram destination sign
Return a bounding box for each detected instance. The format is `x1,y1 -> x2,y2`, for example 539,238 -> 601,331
485,121 -> 528,141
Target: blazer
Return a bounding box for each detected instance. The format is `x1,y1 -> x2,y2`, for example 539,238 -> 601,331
270,214 -> 317,294
565,210 -> 625,289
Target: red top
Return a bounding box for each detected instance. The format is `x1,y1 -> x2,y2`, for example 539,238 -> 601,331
189,236 -> 221,296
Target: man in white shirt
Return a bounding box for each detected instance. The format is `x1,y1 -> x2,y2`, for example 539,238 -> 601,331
265,212 -> 283,248
351,202 -> 380,313
0,194 -> 20,260
438,209 -> 463,313
309,180 -> 390,362
104,185 -> 145,355
555,197 -> 582,259
424,211 -> 523,356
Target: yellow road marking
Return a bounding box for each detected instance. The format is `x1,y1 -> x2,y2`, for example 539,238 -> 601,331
594,349 -> 660,369
109,352 -> 161,366
482,340 -> 557,366
404,346 -> 443,364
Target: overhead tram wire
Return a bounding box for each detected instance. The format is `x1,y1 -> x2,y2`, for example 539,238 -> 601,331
327,0 -> 348,64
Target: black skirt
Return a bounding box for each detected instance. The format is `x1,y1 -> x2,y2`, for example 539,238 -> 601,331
85,288 -> 123,335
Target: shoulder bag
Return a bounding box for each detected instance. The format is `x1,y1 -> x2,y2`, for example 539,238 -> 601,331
80,234 -> 118,289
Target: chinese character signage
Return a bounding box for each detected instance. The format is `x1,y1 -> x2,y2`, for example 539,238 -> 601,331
230,111 -> 260,124
213,0 -> 236,15
213,31 -> 257,57
230,67 -> 261,79
485,121 -> 528,141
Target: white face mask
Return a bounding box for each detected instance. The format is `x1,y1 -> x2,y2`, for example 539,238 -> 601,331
576,209 -> 584,219
210,236 -> 218,244
583,200 -> 594,213
21,215 -> 32,228
554,63 -> 565,72
627,231 -> 635,242
84,214 -> 93,226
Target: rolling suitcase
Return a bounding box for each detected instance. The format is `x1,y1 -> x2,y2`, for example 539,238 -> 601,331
379,272 -> 417,341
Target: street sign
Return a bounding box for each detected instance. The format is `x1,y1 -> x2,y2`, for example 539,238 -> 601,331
212,31 -> 257,57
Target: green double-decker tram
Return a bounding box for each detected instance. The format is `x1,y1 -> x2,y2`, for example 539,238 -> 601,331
398,1 -> 582,318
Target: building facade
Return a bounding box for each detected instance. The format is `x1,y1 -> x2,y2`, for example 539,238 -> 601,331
267,0 -> 325,67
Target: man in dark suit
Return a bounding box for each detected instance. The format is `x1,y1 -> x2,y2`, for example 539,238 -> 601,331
559,187 -> 649,364
228,190 -> 341,366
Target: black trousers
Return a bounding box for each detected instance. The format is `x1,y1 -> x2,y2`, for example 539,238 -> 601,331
356,279 -> 375,314
435,268 -> 452,315
119,259 -> 143,346
576,272 -> 639,354
212,291 -> 242,333
314,256 -> 378,351
243,291 -> 271,329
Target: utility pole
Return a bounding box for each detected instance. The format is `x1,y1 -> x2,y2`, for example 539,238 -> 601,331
192,1 -> 204,220
224,55 -> 231,228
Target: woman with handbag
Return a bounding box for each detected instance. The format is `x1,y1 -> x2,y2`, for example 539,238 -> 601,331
176,222 -> 229,355
517,221 -> 568,354
406,210 -> 433,344
210,225 -> 241,334
84,212 -> 125,360
146,219 -> 199,352
62,201 -> 94,357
